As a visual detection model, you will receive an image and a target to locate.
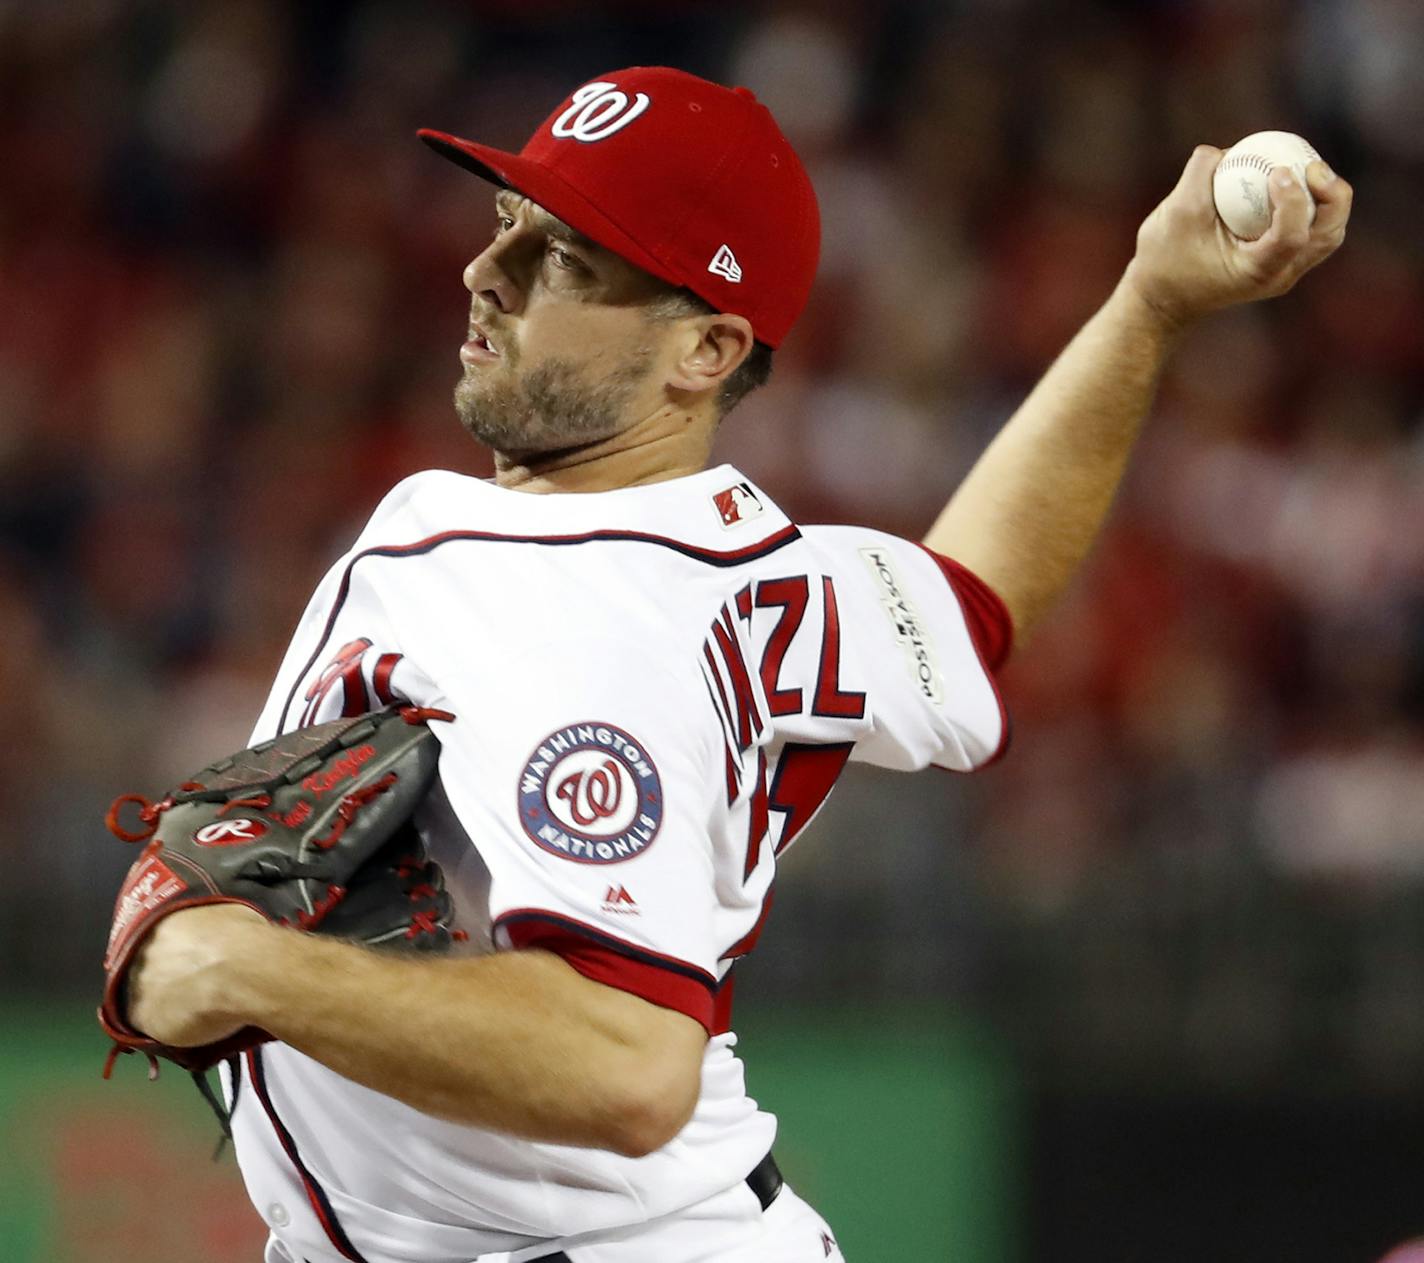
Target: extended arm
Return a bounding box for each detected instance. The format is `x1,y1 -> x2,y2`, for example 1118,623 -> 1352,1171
128,905 -> 707,1158
924,147 -> 1352,644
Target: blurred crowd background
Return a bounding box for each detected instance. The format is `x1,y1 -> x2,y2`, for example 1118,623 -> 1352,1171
2,0 -> 1423,1258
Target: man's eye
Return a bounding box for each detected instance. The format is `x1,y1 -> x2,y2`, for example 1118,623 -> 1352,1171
548,245 -> 582,271
494,215 -> 514,235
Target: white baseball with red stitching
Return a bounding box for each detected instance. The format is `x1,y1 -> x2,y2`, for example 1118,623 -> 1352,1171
1212,130 -> 1321,240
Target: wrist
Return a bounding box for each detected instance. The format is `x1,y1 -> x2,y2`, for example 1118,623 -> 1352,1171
222,918 -> 359,1037
206,907 -> 285,1028
1117,263 -> 1197,343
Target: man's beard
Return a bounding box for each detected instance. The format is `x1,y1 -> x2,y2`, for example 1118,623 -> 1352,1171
453,344 -> 655,456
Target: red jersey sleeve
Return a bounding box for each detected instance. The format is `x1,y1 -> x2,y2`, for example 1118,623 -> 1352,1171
919,548 -> 1014,673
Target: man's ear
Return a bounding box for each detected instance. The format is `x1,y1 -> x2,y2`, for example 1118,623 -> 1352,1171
665,314 -> 755,397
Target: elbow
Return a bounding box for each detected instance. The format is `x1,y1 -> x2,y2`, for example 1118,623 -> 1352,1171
603,1058 -> 701,1159
607,1101 -> 691,1160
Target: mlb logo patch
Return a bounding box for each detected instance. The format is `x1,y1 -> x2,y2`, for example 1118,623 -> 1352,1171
713,482 -> 764,528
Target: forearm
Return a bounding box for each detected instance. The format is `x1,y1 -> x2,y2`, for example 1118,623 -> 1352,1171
923,276 -> 1179,643
218,920 -> 703,1155
925,145 -> 1351,647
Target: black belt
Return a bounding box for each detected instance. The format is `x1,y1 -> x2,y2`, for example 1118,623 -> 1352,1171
527,1152 -> 783,1263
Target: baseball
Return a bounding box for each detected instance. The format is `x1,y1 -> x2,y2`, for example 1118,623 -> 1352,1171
1212,130 -> 1321,240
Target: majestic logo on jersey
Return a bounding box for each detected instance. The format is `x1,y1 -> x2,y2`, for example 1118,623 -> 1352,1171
518,723 -> 663,864
713,482 -> 764,528
551,81 -> 651,143
860,547 -> 944,706
708,244 -> 743,283
192,818 -> 269,847
602,884 -> 640,915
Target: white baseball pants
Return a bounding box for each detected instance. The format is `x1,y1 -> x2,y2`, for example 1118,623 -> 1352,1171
264,1180 -> 845,1263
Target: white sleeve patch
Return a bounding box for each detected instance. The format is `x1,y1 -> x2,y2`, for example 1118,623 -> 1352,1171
859,545 -> 944,707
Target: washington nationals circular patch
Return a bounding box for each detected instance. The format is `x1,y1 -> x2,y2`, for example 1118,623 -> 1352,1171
518,722 -> 663,864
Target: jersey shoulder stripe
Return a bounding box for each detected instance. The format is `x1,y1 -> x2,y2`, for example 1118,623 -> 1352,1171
278,523 -> 802,731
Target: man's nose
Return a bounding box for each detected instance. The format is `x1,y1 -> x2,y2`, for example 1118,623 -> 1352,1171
463,243 -> 521,314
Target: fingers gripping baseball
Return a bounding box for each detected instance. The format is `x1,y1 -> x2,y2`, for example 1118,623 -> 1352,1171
1236,160 -> 1351,294
1127,144 -> 1353,328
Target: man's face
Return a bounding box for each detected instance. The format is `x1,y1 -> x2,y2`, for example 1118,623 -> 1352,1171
454,191 -> 676,455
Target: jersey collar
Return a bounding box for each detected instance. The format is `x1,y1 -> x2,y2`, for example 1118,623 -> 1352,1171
409,464 -> 790,549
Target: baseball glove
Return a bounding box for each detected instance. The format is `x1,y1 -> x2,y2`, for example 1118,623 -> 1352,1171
99,704 -> 463,1080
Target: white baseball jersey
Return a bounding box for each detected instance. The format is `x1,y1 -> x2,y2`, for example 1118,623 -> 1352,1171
227,463 -> 1010,1263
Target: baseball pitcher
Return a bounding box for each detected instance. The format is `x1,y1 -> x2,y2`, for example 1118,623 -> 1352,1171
108,66 -> 1350,1262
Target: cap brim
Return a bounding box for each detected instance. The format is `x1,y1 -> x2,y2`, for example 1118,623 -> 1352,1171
417,129 -> 682,290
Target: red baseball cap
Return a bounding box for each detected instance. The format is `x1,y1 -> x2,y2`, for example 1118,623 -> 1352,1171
418,66 -> 820,349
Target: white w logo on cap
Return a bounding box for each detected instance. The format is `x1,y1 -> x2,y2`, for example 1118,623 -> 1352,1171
551,82 -> 651,143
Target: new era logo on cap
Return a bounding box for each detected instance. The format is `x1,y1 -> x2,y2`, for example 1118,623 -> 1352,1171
418,66 -> 821,348
708,244 -> 742,283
